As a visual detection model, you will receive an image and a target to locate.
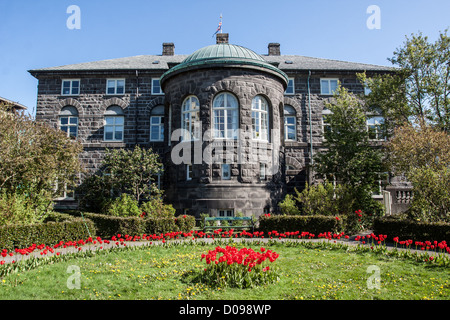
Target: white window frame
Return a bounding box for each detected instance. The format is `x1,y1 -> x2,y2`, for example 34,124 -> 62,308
213,92 -> 239,140
106,79 -> 125,95
285,78 -> 295,95
152,78 -> 164,95
104,116 -> 124,142
260,163 -> 267,180
150,107 -> 164,142
322,108 -> 332,140
104,106 -> 125,142
367,116 -> 385,141
59,115 -> 78,138
54,177 -> 75,200
61,79 -> 80,96
284,105 -> 296,141
252,95 -> 269,141
320,78 -> 339,95
218,209 -> 234,217
182,96 -> 201,141
221,163 -> 231,180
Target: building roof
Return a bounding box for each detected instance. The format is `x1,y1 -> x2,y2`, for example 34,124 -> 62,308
0,96 -> 27,110
28,55 -> 188,73
28,49 -> 393,75
264,55 -> 393,72
160,44 -> 289,87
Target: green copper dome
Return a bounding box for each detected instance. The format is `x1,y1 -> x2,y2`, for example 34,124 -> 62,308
160,43 -> 288,87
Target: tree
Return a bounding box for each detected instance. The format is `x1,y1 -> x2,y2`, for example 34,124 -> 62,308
76,145 -> 164,213
387,124 -> 450,222
0,103 -> 83,223
360,29 -> 450,132
102,145 -> 163,202
313,86 -> 386,214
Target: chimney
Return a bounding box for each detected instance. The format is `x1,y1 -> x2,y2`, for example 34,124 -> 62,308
216,33 -> 229,44
268,43 -> 280,56
162,43 -> 175,56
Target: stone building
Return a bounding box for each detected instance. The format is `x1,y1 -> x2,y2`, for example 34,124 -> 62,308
29,33 -> 395,217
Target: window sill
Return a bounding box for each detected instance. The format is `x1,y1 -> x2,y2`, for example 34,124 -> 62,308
83,142 -> 126,148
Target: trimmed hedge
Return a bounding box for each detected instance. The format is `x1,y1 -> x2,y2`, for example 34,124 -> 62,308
258,215 -> 342,234
71,211 -> 196,239
373,216 -> 450,242
0,213 -> 96,251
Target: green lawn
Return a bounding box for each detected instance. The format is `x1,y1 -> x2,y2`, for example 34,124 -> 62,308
0,240 -> 449,300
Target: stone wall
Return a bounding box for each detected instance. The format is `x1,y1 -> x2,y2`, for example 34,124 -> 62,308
33,65 -> 376,215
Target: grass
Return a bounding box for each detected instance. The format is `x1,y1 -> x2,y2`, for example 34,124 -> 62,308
0,240 -> 449,300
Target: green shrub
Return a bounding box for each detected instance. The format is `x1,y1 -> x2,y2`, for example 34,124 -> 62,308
278,194 -> 300,215
407,166 -> 450,223
75,173 -> 113,213
0,191 -> 51,226
0,213 -> 95,251
174,214 -> 196,232
140,198 -> 176,218
294,182 -> 354,216
373,216 -> 450,242
104,193 -> 141,217
258,214 -> 342,234
72,211 -> 195,239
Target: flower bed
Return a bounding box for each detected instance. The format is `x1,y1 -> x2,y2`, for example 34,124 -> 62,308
199,245 -> 280,288
1,229 -> 449,277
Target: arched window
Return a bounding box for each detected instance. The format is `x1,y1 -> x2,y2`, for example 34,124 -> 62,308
150,105 -> 164,142
181,96 -> 200,141
104,105 -> 124,141
251,95 -> 269,141
213,92 -> 238,139
284,105 -> 296,141
59,106 -> 79,138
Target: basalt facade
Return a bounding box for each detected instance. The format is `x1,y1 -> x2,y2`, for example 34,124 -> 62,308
29,34 -> 394,217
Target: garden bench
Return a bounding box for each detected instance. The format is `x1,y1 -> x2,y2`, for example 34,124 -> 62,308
203,216 -> 254,233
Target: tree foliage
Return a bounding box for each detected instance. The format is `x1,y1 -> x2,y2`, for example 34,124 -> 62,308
0,103 -> 83,223
313,86 -> 386,213
102,145 -> 163,202
360,29 -> 450,132
76,145 -> 167,215
387,124 -> 450,222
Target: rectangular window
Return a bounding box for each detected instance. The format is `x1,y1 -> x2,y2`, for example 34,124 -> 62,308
59,116 -> 78,138
104,116 -> 124,141
54,178 -> 75,200
186,164 -> 192,181
150,116 -> 164,141
61,79 -> 80,96
367,116 -> 385,140
284,116 -> 296,141
320,78 -> 339,95
152,78 -> 163,95
260,163 -> 266,180
218,209 -> 234,217
285,78 -> 295,95
222,163 -> 231,180
106,79 -> 125,95
322,114 -> 331,137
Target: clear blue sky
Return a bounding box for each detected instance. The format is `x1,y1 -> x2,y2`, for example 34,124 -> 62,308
1,0 -> 449,116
